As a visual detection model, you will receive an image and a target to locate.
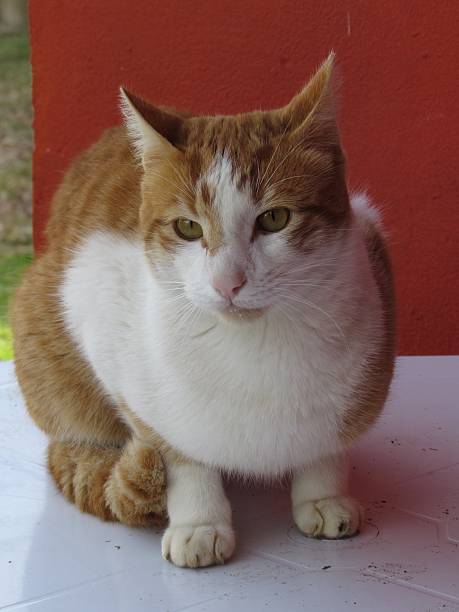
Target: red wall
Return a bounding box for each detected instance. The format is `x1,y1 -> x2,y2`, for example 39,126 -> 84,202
29,1 -> 459,355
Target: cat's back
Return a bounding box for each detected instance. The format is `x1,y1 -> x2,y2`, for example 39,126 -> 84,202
46,126 -> 142,250
11,126 -> 142,443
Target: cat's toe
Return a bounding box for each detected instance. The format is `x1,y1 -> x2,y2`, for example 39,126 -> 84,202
292,500 -> 325,536
293,495 -> 363,539
162,523 -> 235,568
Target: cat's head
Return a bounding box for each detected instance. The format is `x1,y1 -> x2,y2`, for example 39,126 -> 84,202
121,53 -> 350,323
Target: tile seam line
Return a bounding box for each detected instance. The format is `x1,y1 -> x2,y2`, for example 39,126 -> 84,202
241,547 -> 360,573
0,569 -> 132,611
394,460 -> 459,487
172,595 -> 223,612
363,570 -> 459,605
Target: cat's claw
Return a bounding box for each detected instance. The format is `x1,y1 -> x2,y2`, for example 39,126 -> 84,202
293,495 -> 363,539
162,523 -> 235,568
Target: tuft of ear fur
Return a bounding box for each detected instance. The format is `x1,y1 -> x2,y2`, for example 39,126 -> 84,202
283,52 -> 340,146
119,88 -> 185,165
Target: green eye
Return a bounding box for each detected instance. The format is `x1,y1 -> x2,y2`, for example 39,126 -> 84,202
174,218 -> 203,241
256,207 -> 290,233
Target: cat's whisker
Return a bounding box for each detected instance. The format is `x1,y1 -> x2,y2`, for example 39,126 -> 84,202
191,323 -> 217,340
179,310 -> 205,349
157,282 -> 187,295
279,296 -> 347,356
173,308 -> 197,344
257,121 -> 290,192
288,264 -> 340,279
258,318 -> 268,352
272,265 -> 337,283
148,169 -> 194,202
271,260 -> 340,283
282,281 -> 332,289
163,295 -> 188,306
273,300 -> 305,338
174,300 -> 200,334
164,158 -> 196,200
283,291 -> 351,356
262,136 -> 308,193
173,298 -> 194,316
160,284 -> 186,293
167,294 -> 191,314
164,287 -> 186,291
266,174 -> 311,190
188,306 -> 205,336
163,291 -> 187,300
253,157 -> 261,194
162,291 -> 186,299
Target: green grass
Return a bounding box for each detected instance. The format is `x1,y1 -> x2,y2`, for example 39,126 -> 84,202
0,31 -> 33,247
0,31 -> 33,360
0,250 -> 32,360
0,31 -> 31,116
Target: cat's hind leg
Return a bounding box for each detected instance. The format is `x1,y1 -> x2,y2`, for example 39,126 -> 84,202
291,453 -> 364,538
12,255 -> 166,526
48,437 -> 166,526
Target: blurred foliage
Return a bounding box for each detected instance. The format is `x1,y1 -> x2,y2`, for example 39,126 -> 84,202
0,31 -> 32,359
0,31 -> 32,247
0,250 -> 32,360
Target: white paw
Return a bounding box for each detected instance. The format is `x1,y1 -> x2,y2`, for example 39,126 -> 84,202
161,523 -> 235,568
293,495 -> 364,539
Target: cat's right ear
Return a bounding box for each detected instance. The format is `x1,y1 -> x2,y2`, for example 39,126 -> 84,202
119,88 -> 185,166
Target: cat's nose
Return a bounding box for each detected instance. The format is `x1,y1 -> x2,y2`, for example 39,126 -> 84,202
212,272 -> 247,300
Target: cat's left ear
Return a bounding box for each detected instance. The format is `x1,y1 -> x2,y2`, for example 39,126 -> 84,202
120,88 -> 186,166
282,52 -> 340,146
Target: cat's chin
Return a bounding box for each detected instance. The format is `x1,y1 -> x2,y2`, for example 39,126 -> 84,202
217,305 -> 265,324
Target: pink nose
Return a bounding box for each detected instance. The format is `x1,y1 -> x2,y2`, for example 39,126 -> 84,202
212,272 -> 246,300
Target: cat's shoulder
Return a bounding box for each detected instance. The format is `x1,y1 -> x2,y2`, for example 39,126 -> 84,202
350,192 -> 383,232
350,191 -> 395,321
351,193 -> 389,263
45,126 -> 142,249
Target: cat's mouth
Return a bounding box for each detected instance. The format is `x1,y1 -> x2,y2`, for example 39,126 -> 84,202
219,304 -> 265,322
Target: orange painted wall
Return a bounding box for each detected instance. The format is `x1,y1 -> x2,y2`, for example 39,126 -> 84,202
29,1 -> 459,355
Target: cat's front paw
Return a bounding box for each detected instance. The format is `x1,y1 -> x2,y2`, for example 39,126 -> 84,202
293,495 -> 363,539
162,523 -> 235,568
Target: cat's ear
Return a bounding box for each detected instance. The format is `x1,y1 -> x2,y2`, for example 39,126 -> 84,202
282,52 -> 339,146
119,88 -> 186,165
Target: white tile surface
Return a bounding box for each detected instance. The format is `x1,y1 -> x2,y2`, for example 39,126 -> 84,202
0,356 -> 458,612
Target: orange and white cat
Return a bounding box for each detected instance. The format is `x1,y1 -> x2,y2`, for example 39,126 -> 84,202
12,54 -> 395,568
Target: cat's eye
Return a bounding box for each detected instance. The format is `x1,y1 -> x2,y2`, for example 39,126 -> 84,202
174,218 -> 203,241
256,207 -> 290,233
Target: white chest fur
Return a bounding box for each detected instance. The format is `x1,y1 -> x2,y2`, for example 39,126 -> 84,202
60,220 -> 383,477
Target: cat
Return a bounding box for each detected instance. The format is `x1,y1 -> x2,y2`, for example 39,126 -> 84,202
11,53 -> 395,568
